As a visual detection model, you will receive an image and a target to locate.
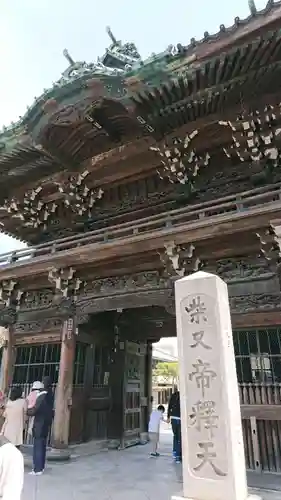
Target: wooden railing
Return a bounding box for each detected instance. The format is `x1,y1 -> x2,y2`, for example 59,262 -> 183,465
239,382 -> 281,406
1,182 -> 281,266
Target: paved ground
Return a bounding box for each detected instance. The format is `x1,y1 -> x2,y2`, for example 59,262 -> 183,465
23,426 -> 281,500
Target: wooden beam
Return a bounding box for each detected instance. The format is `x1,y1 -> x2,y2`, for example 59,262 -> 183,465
0,202 -> 280,281
232,311 -> 281,328
241,404 -> 281,420
0,327 -> 15,393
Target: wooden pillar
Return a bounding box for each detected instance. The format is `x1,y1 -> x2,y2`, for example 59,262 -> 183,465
0,326 -> 15,394
52,318 -> 76,448
107,340 -> 125,446
146,342 -> 153,428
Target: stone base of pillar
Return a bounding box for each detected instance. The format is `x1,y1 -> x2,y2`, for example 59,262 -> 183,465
172,495 -> 262,500
107,439 -> 120,450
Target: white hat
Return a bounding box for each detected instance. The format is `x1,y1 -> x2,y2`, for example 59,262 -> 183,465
32,381 -> 44,390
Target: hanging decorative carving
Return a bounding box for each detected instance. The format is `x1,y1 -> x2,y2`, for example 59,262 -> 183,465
256,227 -> 281,263
219,105 -> 281,166
158,242 -> 204,277
57,170 -> 104,216
150,131 -> 210,185
48,267 -> 85,320
0,280 -> 23,310
0,279 -> 24,326
48,267 -> 84,299
0,186 -> 57,229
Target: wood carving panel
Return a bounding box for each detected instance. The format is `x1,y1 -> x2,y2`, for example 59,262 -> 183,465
21,288 -> 54,311
210,257 -> 273,281
14,317 -> 62,335
230,294 -> 281,314
83,271 -> 169,297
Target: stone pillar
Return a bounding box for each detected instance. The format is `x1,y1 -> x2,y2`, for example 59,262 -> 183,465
0,326 -> 15,394
172,271 -> 259,500
52,318 -> 76,448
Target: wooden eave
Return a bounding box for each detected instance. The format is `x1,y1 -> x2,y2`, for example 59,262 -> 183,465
133,31 -> 281,134
183,1 -> 281,62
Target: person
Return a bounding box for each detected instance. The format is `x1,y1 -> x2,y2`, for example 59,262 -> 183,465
1,387 -> 26,448
0,435 -> 24,499
27,376 -> 54,475
26,381 -> 44,438
167,388 -> 181,463
148,404 -> 165,457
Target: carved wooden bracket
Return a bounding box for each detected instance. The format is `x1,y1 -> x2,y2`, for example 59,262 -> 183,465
150,131 -> 210,186
48,267 -> 84,299
158,242 -> 204,277
0,280 -> 23,312
58,170 -> 104,216
256,226 -> 281,263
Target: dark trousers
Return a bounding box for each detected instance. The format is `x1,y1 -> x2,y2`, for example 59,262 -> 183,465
171,419 -> 182,459
33,437 -> 47,473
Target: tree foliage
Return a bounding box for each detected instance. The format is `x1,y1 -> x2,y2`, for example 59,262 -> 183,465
153,361 -> 178,386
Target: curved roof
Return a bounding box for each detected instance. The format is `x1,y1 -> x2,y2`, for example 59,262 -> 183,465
0,1 -> 281,243
1,1 -> 281,149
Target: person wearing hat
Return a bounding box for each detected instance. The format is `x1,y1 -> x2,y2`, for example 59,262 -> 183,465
27,376 -> 54,475
26,381 -> 44,438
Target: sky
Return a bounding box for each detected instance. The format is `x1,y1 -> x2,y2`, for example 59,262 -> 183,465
0,0 -> 268,253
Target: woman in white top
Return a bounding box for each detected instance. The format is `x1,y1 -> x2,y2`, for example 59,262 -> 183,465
1,387 -> 26,447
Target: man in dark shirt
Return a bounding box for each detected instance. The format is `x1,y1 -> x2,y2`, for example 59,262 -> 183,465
167,387 -> 181,463
27,376 -> 54,475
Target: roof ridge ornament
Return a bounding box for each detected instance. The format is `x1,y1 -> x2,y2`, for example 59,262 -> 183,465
248,0 -> 257,15
106,26 -> 120,47
63,49 -> 75,67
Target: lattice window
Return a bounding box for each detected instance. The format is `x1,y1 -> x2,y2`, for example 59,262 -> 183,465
93,346 -> 110,386
73,342 -> 87,386
13,344 -> 60,385
233,328 -> 281,384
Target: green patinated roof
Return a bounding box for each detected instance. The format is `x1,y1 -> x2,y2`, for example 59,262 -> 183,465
1,0 -> 281,160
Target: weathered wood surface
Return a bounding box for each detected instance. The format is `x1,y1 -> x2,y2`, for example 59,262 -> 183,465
0,196 -> 280,281
52,320 -> 76,448
0,327 -> 15,393
241,405 -> 281,420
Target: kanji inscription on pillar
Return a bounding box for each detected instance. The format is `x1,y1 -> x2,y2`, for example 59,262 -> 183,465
180,291 -> 228,480
174,271 -> 250,500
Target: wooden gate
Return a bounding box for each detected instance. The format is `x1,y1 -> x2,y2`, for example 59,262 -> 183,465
234,328 -> 281,473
